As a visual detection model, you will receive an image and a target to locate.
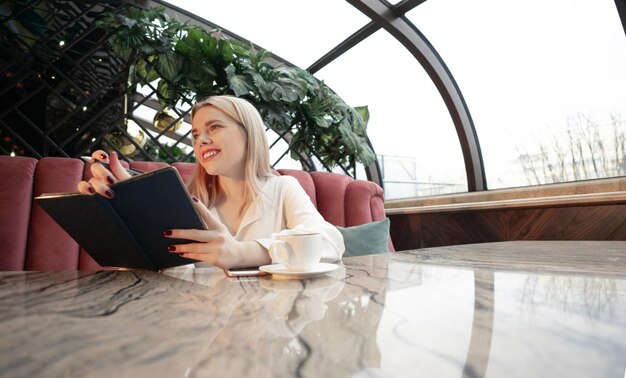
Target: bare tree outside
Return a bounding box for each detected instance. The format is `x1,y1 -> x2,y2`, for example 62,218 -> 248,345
517,114 -> 626,185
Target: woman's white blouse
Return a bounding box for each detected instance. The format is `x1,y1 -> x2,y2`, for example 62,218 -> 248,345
209,175 -> 345,262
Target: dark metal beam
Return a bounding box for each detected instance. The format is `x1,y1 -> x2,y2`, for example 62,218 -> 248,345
346,0 -> 487,191
393,0 -> 428,16
307,21 -> 378,74
308,0 -> 425,74
615,0 -> 626,38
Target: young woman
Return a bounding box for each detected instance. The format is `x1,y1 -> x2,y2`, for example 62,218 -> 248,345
78,95 -> 345,269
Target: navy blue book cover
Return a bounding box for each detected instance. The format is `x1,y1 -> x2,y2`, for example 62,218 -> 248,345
36,167 -> 202,270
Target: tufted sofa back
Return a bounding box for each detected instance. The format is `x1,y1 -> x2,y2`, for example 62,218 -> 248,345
0,156 -> 391,271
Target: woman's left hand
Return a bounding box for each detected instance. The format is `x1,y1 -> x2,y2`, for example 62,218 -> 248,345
164,197 -> 243,270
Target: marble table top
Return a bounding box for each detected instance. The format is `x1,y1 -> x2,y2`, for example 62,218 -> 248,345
0,240 -> 625,377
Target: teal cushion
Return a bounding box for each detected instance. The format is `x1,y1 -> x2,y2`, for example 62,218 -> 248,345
337,218 -> 390,257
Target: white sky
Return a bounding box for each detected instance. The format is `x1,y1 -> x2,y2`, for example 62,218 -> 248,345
166,0 -> 626,195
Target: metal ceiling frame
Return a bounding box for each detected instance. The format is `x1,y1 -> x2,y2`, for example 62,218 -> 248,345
150,0 -> 487,190
341,0 -> 487,191
615,0 -> 626,37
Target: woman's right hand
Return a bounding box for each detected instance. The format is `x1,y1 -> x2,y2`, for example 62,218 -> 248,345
77,150 -> 132,198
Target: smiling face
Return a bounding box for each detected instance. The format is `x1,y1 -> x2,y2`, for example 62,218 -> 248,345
192,105 -> 248,179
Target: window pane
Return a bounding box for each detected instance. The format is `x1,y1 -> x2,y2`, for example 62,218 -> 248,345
168,0 -> 369,68
408,0 -> 626,188
316,30 -> 468,199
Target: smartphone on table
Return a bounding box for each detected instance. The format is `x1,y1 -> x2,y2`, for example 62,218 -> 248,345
224,268 -> 266,277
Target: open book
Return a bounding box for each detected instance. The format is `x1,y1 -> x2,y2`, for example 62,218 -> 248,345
36,167 -> 203,270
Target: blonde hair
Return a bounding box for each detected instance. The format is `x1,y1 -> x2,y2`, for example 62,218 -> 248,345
188,95 -> 273,210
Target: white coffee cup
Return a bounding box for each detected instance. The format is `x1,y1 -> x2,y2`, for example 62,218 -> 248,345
269,233 -> 323,272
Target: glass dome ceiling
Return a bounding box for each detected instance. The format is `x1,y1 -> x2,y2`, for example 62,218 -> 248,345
4,0 -> 621,200
162,0 -> 626,200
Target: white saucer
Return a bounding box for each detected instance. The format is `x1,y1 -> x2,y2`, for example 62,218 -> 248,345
259,263 -> 338,279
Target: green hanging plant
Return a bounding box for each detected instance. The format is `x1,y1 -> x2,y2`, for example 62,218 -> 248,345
97,6 -> 375,168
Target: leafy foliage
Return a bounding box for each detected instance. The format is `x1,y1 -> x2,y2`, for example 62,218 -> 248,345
97,6 -> 375,168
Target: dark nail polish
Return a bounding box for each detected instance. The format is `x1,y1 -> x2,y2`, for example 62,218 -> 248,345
100,153 -> 107,160
163,230 -> 172,236
87,187 -> 96,194
192,196 -> 199,202
168,245 -> 176,252
107,176 -> 115,185
105,189 -> 114,198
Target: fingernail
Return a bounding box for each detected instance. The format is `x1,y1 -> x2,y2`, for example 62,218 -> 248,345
163,230 -> 172,236
192,196 -> 199,202
100,153 -> 107,160
107,176 -> 115,185
105,189 -> 114,198
168,245 -> 176,252
87,186 -> 96,194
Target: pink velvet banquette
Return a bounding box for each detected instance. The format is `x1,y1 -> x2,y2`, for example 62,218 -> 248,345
0,156 -> 391,271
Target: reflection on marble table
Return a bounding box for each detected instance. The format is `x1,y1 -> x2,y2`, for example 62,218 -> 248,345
0,241 -> 625,378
